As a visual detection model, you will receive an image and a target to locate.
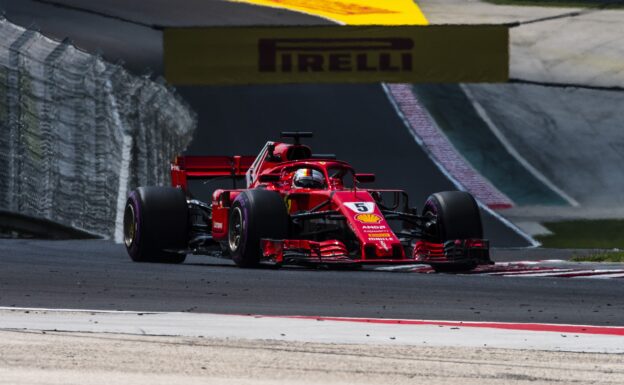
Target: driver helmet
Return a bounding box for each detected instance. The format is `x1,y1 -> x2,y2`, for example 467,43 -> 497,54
292,168 -> 324,189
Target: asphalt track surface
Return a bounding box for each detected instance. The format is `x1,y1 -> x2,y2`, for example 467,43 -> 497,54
1,239 -> 623,326
3,0 -> 621,326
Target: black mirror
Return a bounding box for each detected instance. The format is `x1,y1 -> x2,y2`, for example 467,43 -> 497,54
355,173 -> 375,183
259,174 -> 280,183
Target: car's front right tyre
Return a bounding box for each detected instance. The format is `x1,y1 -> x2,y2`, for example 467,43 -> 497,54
423,191 -> 483,272
228,189 -> 289,268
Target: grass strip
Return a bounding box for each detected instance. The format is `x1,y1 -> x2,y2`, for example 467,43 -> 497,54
570,252 -> 624,262
536,219 -> 624,249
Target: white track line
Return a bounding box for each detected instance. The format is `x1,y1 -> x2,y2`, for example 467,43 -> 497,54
576,273 -> 624,279
496,269 -> 624,278
495,270 -> 584,277
370,264 -> 428,271
460,84 -> 579,207
494,260 -> 567,265
484,268 -> 573,276
477,201 -> 542,247
492,260 -> 566,266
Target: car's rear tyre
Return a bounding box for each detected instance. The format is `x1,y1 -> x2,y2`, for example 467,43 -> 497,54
423,191 -> 482,272
228,189 -> 288,268
124,186 -> 188,264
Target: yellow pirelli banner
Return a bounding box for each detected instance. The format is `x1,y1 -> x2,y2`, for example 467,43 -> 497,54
164,26 -> 508,85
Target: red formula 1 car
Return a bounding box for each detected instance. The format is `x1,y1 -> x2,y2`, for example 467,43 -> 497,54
123,132 -> 491,271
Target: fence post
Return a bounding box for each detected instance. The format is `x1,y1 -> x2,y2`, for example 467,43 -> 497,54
40,38 -> 70,217
6,29 -> 35,212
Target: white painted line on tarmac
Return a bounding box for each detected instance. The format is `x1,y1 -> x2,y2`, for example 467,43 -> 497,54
0,307 -> 622,353
369,264 -> 428,271
478,201 -> 543,247
494,260 -> 567,265
460,84 -> 580,207
0,306 -> 160,314
575,273 -> 624,279
485,268 -> 573,276
503,269 -> 590,277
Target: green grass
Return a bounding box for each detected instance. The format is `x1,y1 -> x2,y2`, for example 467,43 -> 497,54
483,0 -> 624,8
536,219 -> 624,249
570,252 -> 624,262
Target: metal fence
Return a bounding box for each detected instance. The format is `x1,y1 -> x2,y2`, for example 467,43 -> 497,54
0,17 -> 196,239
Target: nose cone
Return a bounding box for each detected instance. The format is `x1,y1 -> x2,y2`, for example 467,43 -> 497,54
332,191 -> 404,259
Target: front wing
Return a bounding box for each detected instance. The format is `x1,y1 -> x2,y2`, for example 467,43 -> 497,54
260,238 -> 491,267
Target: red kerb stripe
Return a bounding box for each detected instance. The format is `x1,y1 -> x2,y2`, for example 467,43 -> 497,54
257,315 -> 624,336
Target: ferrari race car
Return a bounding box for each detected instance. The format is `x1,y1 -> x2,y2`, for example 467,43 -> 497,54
123,132 -> 491,271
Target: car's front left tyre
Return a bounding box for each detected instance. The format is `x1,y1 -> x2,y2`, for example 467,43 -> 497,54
124,186 -> 188,264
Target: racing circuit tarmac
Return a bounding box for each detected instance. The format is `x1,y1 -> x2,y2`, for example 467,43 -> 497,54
1,239 -> 623,326
1,0 -> 623,329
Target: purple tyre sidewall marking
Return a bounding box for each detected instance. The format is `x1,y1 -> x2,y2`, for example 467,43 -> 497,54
127,191 -> 142,256
423,197 -> 441,240
424,199 -> 439,220
232,193 -> 250,254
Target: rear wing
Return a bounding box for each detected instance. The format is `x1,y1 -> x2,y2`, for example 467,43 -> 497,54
171,155 -> 256,191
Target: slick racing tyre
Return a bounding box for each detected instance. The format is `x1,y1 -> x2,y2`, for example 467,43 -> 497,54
228,189 -> 288,268
423,191 -> 483,272
124,186 -> 188,264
